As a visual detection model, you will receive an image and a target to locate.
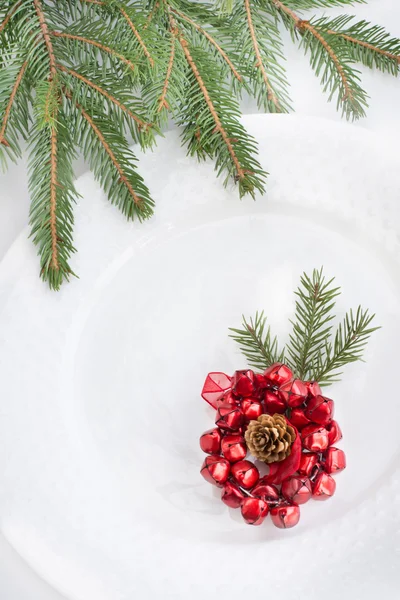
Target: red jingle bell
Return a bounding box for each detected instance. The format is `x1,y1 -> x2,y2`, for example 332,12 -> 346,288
270,503 -> 300,529
305,381 -> 322,399
281,475 -> 312,505
254,373 -> 268,392
264,363 -> 293,387
241,497 -> 269,525
200,456 -> 230,487
324,447 -> 346,474
252,479 -> 280,506
221,482 -> 245,508
231,460 -> 260,489
278,379 -> 308,408
232,370 -> 256,397
200,428 -> 222,455
215,404 -> 243,431
264,390 -> 286,414
216,391 -> 238,408
327,420 -> 343,445
301,424 -> 329,452
305,395 -> 335,426
312,471 -> 336,500
289,408 -> 311,430
201,372 -> 232,409
241,398 -> 263,421
298,452 -> 320,477
221,434 -> 247,463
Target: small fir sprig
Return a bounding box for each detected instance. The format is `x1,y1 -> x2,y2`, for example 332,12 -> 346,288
230,268 -> 380,386
1,1 -> 400,289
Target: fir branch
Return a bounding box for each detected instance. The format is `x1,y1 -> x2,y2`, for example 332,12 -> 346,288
286,268 -> 341,380
0,60 -> 28,147
51,31 -> 136,72
33,0 -> 57,78
230,312 -> 284,371
157,33 -> 176,112
313,306 -> 380,385
0,1 -> 22,36
119,5 -> 154,67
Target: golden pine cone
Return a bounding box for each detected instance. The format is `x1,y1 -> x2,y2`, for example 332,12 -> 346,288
244,414 -> 296,464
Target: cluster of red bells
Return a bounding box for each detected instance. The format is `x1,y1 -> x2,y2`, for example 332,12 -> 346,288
200,363 -> 346,529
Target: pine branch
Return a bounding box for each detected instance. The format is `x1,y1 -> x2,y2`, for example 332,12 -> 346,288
157,33 -> 176,112
286,268 -> 341,380
229,311 -> 284,371
119,5 -> 154,67
0,1 -> 22,36
0,60 -> 28,147
313,306 -> 380,385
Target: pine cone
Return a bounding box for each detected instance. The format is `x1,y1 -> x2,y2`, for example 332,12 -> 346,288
245,414 -> 296,464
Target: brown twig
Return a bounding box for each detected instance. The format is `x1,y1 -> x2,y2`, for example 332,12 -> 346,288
0,0 -> 22,35
327,30 -> 400,64
57,64 -> 147,129
49,124 -> 59,269
273,1 -> 353,101
119,7 -> 154,67
64,90 -> 143,207
157,36 -> 175,112
171,7 -> 242,82
0,61 -> 28,146
178,34 -> 245,181
244,0 -> 280,108
33,0 -> 57,78
52,31 -> 136,72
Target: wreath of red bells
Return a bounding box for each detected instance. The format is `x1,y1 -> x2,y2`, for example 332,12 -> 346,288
200,364 -> 346,529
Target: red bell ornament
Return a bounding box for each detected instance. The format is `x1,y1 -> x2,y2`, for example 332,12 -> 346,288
215,404 -> 243,431
201,372 -> 232,409
216,391 -> 238,408
312,472 -> 336,500
201,456 -> 230,487
241,497 -> 269,525
281,476 -> 312,505
278,379 -> 308,408
264,363 -> 293,387
324,447 -> 346,474
254,373 -> 268,392
241,398 -> 263,421
305,395 -> 335,426
298,452 -> 320,477
232,370 -> 256,397
301,424 -> 329,452
252,479 -> 280,506
327,420 -> 343,445
270,503 -> 300,529
231,460 -> 260,489
289,408 -> 311,430
264,390 -> 286,414
305,381 -> 322,399
221,482 -> 245,508
221,434 -> 247,463
200,428 -> 222,455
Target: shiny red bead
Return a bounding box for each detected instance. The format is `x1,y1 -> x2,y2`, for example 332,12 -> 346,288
305,381 -> 322,399
232,370 -> 256,397
215,404 -> 243,431
241,398 -> 263,421
241,497 -> 269,525
298,452 -> 320,477
200,456 -> 230,487
301,424 -> 329,452
221,434 -> 247,463
281,476 -> 312,505
312,472 -> 336,500
324,447 -> 346,474
231,460 -> 259,489
200,428 -> 222,455
278,379 -> 308,408
270,504 -> 300,529
221,482 -> 245,508
201,372 -> 232,409
252,479 -> 280,506
264,390 -> 286,414
264,363 -> 293,387
289,408 -> 311,430
327,420 -> 343,445
305,395 -> 335,426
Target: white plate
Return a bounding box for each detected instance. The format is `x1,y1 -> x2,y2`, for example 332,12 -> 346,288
0,115 -> 399,600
